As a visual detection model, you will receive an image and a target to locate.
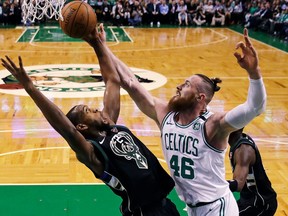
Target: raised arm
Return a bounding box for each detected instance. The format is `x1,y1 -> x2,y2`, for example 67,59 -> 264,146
85,24 -> 169,127
213,28 -> 267,136
1,56 -> 102,174
83,26 -> 121,123
114,55 -> 169,127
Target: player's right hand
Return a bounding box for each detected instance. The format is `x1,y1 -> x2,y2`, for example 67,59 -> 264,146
1,56 -> 33,88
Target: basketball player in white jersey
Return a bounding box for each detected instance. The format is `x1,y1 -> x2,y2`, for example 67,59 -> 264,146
84,26 -> 266,215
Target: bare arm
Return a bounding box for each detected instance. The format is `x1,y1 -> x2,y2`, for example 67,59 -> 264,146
114,56 -> 169,126
1,56 -> 103,175
232,144 -> 256,191
84,24 -> 169,127
83,26 -> 121,123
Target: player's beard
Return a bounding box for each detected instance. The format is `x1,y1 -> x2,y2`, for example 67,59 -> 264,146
168,93 -> 198,112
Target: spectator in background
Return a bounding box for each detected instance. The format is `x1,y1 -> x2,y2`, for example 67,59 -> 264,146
89,0 -> 98,16
111,0 -> 124,26
146,0 -> 160,27
269,3 -> 288,33
8,0 -> 15,25
224,0 -> 235,25
159,0 -> 169,25
138,0 -> 148,25
211,0 -> 225,26
13,0 -> 21,25
176,0 -> 188,26
230,0 -> 243,25
128,0 -> 144,26
272,6 -> 288,39
243,1 -> 259,28
123,0 -> 132,25
203,0 -> 214,25
101,0 -> 112,24
186,0 -> 198,25
2,0 -> 9,26
246,2 -> 273,31
169,0 -> 178,25
193,2 -> 206,26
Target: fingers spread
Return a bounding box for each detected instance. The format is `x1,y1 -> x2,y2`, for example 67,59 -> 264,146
19,56 -> 23,69
5,55 -> 17,69
1,58 -> 13,72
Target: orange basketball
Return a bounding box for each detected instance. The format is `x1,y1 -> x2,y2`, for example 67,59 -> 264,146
59,1 -> 97,38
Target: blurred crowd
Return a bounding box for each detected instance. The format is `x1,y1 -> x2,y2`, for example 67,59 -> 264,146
0,0 -> 288,40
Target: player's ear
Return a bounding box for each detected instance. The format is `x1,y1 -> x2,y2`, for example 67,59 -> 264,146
76,123 -> 88,131
197,94 -> 205,101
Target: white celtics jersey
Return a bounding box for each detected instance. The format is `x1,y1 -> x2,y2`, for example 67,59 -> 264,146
161,111 -> 230,205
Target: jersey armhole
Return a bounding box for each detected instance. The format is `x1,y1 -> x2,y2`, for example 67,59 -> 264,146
87,139 -> 109,178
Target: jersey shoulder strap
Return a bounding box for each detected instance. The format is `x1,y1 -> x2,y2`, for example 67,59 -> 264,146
87,139 -> 110,178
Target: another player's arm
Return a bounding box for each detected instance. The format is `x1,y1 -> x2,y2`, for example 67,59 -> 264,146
209,28 -> 266,141
115,58 -> 168,127
84,29 -> 121,123
1,56 -> 103,175
229,144 -> 256,192
84,25 -> 168,126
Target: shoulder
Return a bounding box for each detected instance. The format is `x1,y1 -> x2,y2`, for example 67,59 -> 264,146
234,143 -> 256,165
204,112 -> 233,148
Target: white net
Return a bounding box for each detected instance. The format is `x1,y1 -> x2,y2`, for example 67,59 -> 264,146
21,0 -> 66,24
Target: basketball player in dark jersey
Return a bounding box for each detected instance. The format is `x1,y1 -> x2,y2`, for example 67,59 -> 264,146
1,32 -> 180,216
228,128 -> 277,215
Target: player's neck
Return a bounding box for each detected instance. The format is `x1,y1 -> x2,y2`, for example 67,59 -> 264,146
175,109 -> 200,125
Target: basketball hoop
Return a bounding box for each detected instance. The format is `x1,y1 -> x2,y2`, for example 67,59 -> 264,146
21,0 -> 66,24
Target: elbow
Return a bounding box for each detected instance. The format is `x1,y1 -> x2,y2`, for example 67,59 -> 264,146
254,97 -> 267,116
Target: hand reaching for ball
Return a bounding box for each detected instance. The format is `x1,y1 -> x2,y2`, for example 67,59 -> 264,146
82,23 -> 106,47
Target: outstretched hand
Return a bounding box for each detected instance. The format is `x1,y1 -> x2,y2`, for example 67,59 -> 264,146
82,23 -> 106,47
1,56 -> 32,87
234,28 -> 260,79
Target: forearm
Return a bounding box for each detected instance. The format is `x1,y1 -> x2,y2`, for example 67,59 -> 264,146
225,77 -> 266,129
114,56 -> 160,121
88,34 -> 161,122
91,37 -> 119,84
25,83 -> 74,137
228,169 -> 247,192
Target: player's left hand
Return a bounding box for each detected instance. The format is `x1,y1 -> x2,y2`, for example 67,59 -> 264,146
234,28 -> 260,78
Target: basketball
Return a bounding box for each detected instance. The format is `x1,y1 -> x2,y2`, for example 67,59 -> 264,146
59,1 -> 97,38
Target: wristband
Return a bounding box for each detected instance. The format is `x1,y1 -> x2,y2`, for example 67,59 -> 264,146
227,179 -> 238,192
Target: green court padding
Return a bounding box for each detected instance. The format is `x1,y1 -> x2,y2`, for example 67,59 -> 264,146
0,185 -> 240,215
0,185 -> 120,216
0,185 -> 186,216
